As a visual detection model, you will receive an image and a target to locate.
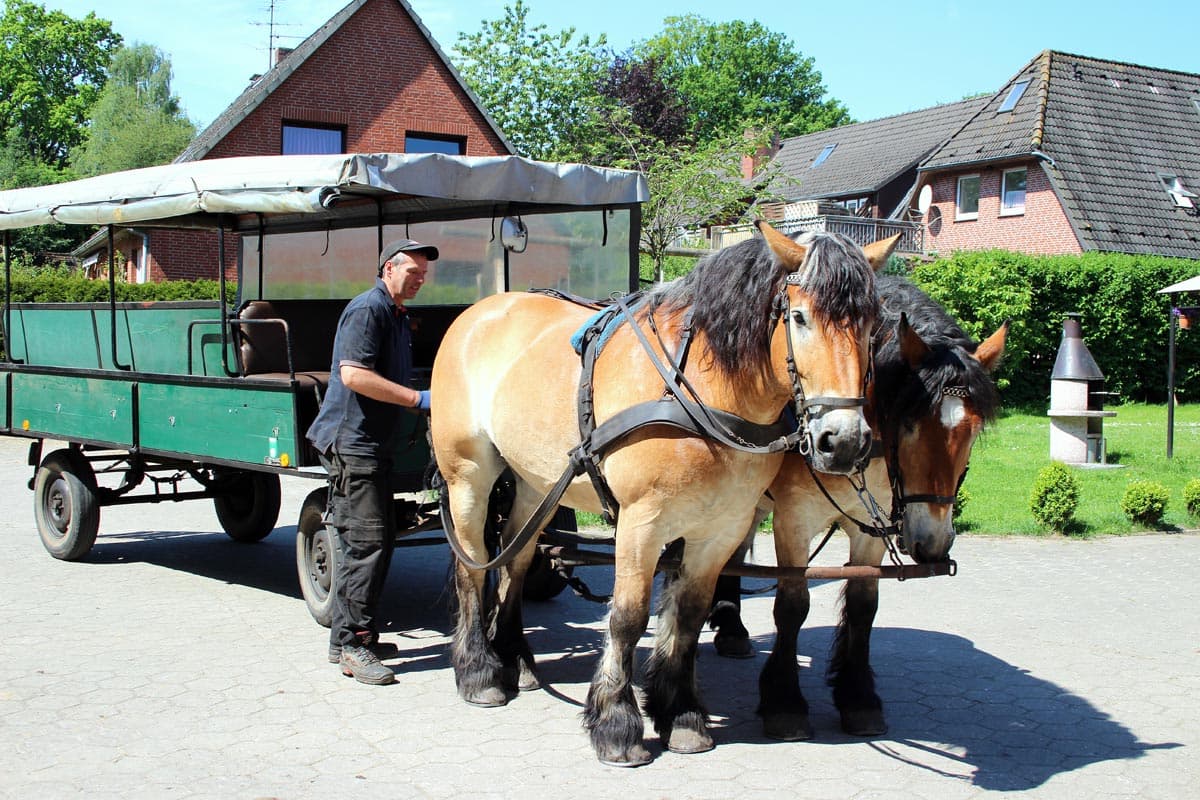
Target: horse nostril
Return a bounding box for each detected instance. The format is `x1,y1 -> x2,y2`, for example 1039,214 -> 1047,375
816,429 -> 835,455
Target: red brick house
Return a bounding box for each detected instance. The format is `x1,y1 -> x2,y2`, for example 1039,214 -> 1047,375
916,50 -> 1200,259
751,50 -> 1200,262
77,0 -> 512,282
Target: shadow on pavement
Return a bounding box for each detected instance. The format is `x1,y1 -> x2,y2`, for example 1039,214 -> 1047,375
684,625 -> 1180,790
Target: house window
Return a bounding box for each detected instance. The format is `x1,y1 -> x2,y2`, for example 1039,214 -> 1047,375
1001,168 -> 1027,215
282,123 -> 345,155
1160,173 -> 1197,209
956,174 -> 980,221
998,79 -> 1031,113
840,197 -> 869,215
811,143 -> 836,168
405,133 -> 466,155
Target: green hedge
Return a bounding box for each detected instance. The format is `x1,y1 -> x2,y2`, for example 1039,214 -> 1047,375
1,265 -> 233,303
909,250 -> 1200,408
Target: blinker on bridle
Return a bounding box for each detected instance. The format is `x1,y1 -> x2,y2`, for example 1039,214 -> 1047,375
774,270 -> 869,456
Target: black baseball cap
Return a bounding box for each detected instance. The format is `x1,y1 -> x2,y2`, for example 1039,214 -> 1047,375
379,239 -> 439,269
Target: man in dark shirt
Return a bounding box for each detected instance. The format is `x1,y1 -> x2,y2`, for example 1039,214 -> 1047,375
306,239 -> 436,685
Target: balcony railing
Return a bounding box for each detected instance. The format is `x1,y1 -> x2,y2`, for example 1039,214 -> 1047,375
708,216 -> 924,254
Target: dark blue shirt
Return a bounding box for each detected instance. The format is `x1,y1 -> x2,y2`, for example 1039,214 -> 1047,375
306,279 -> 412,457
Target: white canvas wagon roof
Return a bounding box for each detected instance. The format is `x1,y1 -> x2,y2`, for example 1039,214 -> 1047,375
0,153 -> 648,232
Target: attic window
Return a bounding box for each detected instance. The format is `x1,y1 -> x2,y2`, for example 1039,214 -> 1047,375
282,123 -> 344,155
1160,173 -> 1197,209
997,79 -> 1031,113
811,144 -> 836,168
1194,99 -> 1200,119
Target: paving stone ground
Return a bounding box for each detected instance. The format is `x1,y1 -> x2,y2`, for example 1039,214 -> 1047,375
0,435 -> 1197,799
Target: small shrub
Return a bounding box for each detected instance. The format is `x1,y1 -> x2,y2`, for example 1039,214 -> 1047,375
1121,480 -> 1169,526
1029,462 -> 1080,532
1183,478 -> 1200,518
953,485 -> 969,519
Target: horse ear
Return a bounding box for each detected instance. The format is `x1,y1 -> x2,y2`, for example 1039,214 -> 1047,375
755,219 -> 807,270
861,234 -> 902,273
899,312 -> 930,368
973,320 -> 1009,373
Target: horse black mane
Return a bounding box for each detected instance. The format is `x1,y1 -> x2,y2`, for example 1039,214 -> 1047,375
649,232 -> 878,380
871,274 -> 1001,434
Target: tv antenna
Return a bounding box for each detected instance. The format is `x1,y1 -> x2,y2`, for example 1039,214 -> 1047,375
251,0 -> 304,70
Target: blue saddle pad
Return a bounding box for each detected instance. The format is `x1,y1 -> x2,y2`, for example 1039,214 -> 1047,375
570,306 -> 623,355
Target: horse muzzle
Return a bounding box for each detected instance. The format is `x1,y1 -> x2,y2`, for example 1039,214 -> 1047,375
901,504 -> 956,563
804,407 -> 872,476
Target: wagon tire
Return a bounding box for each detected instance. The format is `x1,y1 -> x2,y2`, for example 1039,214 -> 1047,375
34,449 -> 101,561
213,471 -> 281,542
296,487 -> 336,627
523,507 -> 576,602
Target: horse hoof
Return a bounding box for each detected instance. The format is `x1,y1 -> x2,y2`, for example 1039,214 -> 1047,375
840,709 -> 887,737
713,632 -> 754,659
762,713 -> 813,742
666,726 -> 714,754
517,660 -> 541,691
597,744 -> 652,768
463,686 -> 509,708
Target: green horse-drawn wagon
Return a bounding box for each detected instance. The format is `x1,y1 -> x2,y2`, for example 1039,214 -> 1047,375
0,152 -> 646,620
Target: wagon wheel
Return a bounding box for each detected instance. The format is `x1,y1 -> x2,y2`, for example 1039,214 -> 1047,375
34,448 -> 101,561
296,486 -> 336,627
522,507 -> 576,602
212,470 -> 281,542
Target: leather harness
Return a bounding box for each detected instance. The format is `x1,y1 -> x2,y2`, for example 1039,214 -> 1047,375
442,280 -> 866,571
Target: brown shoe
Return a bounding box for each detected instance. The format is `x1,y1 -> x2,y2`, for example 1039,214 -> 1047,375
339,645 -> 395,685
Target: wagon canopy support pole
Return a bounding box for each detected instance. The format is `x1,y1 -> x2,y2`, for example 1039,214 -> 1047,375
3,229 -> 14,364
108,225 -> 130,370
218,225 -> 233,377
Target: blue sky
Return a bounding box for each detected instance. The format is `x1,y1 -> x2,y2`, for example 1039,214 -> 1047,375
43,0 -> 1200,131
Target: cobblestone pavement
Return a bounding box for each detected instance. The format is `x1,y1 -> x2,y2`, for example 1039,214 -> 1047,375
0,436 -> 1197,799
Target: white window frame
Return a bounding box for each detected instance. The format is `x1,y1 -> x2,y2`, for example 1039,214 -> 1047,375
1000,167 -> 1027,216
955,174 -> 980,221
1160,173 -> 1197,209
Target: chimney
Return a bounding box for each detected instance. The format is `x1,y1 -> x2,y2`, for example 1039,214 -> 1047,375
274,47 -> 293,66
741,131 -> 780,180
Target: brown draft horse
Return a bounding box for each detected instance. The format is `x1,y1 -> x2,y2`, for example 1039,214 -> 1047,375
715,274 -> 1007,741
430,223 -> 890,766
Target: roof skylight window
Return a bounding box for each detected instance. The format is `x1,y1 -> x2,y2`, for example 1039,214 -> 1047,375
997,79 -> 1031,113
1161,173 -> 1197,209
811,143 -> 836,168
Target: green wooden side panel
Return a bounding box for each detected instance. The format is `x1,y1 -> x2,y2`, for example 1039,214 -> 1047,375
1,371 -> 8,431
5,303 -> 235,376
10,372 -> 134,445
138,381 -> 298,466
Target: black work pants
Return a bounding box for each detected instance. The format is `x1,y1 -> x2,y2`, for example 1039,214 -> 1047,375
320,452 -> 395,648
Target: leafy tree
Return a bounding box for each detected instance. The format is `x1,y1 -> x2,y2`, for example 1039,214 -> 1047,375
631,134 -> 767,283
71,44 -> 196,176
452,0 -> 608,161
0,0 -> 120,166
596,55 -> 689,147
635,15 -> 850,141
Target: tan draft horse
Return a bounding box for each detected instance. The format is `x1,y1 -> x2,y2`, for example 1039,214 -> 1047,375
430,224 -> 890,766
723,275 -> 1007,741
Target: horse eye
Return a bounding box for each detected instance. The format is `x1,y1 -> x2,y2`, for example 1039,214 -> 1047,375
791,309 -> 807,327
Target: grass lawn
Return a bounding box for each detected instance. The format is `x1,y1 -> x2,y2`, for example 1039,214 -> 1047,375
958,402 -> 1200,536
